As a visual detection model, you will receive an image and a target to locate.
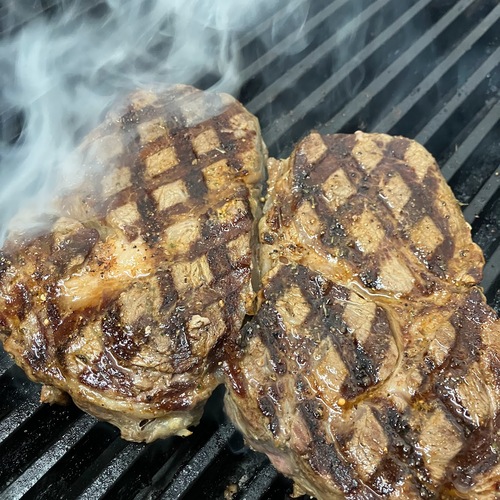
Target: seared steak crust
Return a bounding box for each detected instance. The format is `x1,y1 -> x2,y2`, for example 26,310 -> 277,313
225,132 -> 499,498
0,85 -> 266,442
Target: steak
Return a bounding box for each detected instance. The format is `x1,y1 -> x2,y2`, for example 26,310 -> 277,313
0,85 -> 266,442
224,132 -> 500,498
1,86 -> 499,496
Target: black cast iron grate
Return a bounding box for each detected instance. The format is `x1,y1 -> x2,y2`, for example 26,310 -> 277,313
0,0 -> 499,498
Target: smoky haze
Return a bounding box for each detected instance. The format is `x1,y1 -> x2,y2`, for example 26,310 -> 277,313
0,0 -> 309,244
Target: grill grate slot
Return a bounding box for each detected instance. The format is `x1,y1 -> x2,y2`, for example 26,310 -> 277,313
56,426 -> 131,499
258,0 -> 440,153
0,398 -> 41,443
157,429 -> 274,500
483,246 -> 500,296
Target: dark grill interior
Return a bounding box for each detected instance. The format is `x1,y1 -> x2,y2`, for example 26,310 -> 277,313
1,0 -> 499,498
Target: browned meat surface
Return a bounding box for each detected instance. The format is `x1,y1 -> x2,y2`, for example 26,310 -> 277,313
225,132 -> 500,498
0,85 -> 266,442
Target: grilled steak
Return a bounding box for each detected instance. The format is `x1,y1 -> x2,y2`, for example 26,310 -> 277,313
0,85 -> 266,442
225,132 -> 500,498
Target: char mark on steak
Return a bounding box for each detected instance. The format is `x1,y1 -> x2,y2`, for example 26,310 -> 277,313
0,85 -> 266,442
225,132 -> 500,499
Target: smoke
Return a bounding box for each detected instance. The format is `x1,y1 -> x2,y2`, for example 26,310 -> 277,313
0,0 -> 308,244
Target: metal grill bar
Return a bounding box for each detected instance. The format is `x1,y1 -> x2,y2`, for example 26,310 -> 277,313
464,167 -> 500,224
0,1 -> 104,37
0,351 -> 13,376
441,99 -> 500,181
78,443 -> 146,499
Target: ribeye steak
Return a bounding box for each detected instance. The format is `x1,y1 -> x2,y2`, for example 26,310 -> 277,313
0,85 -> 266,442
224,132 -> 500,498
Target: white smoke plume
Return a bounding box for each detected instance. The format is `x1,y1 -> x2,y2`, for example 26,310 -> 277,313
0,0 -> 309,244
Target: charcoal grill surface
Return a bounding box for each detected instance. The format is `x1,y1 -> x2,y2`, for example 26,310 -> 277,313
0,0 -> 499,498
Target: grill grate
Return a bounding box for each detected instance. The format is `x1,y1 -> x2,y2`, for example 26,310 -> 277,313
0,0 -> 499,498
